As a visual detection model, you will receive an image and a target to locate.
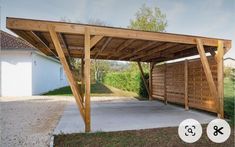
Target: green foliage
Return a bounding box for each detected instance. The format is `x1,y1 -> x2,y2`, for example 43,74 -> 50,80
224,77 -> 235,125
92,60 -> 111,82
103,71 -> 149,98
224,67 -> 233,79
129,4 -> 167,32
139,73 -> 149,98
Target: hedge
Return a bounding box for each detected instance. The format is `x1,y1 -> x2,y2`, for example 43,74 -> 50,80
103,71 -> 149,98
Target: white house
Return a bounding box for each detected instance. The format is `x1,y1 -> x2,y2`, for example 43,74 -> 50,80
0,30 -> 68,96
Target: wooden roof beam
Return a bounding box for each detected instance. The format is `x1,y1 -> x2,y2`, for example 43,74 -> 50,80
6,17 -> 232,49
142,44 -> 196,61
119,41 -> 156,60
108,39 -> 135,59
12,30 -> 45,52
117,39 -> 135,52
130,43 -> 177,61
160,44 -> 195,56
90,35 -> 104,49
30,31 -> 58,57
58,33 -> 71,57
94,37 -> 112,59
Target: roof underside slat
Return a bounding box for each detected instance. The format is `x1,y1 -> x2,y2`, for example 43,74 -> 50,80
6,17 -> 232,62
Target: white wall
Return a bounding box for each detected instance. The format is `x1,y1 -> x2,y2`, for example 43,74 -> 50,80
0,50 -> 32,96
32,52 -> 68,95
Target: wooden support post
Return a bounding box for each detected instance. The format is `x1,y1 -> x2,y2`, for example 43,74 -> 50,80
48,25 -> 85,121
216,40 -> 224,118
184,60 -> 189,110
196,38 -> 219,115
137,62 -> 150,97
81,58 -> 85,102
149,62 -> 153,100
84,27 -> 91,132
164,63 -> 167,104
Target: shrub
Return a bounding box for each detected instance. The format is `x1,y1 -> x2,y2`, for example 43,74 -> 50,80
103,71 -> 149,98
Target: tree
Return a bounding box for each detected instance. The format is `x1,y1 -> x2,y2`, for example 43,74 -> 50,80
127,4 -> 168,72
129,4 -> 167,32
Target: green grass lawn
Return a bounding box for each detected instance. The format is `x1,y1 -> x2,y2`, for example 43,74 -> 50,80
224,77 -> 235,125
44,82 -> 138,97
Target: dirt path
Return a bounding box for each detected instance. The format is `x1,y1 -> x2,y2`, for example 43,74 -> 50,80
0,96 -> 71,147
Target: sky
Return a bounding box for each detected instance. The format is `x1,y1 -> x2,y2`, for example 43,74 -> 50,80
0,0 -> 234,58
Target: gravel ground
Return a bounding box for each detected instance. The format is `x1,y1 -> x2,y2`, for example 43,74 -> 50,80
0,96 -> 71,147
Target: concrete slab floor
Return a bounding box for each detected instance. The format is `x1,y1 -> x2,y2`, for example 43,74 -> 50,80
53,99 -> 216,134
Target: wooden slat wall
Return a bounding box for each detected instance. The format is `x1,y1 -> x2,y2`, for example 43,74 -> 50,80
152,64 -> 165,100
152,57 -> 217,113
188,58 -> 217,112
166,62 -> 185,104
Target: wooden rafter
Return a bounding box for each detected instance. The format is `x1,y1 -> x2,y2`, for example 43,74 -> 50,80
117,39 -> 135,52
209,48 -> 216,57
196,38 -> 219,115
15,30 -> 53,56
131,43 -> 177,61
32,31 -> 59,57
119,41 -> 156,60
108,39 -> 135,59
95,37 -> 112,59
58,33 -> 70,55
161,44 -> 195,56
137,62 -> 150,96
48,25 -> 85,121
91,35 -> 104,49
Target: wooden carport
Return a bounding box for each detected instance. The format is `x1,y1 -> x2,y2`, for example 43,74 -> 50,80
6,17 -> 232,132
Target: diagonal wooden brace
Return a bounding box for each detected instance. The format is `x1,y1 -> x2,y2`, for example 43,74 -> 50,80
196,38 -> 220,116
48,25 -> 85,121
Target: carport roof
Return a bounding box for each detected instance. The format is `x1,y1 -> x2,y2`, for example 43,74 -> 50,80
6,17 -> 232,62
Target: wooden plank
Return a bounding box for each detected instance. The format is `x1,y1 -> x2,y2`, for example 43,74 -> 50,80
133,43 -> 177,61
58,33 -> 73,68
117,39 -> 135,52
120,42 -> 156,60
58,33 -> 70,55
196,38 -> 219,113
137,62 -> 150,96
84,27 -> 91,132
95,37 -> 112,59
149,62 -> 153,100
91,35 -> 104,49
216,40 -> 224,118
48,25 -> 85,121
31,31 -> 53,54
184,60 -> 189,110
14,30 -> 52,55
164,63 -> 167,104
108,39 -> 135,59
7,17 -> 232,49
